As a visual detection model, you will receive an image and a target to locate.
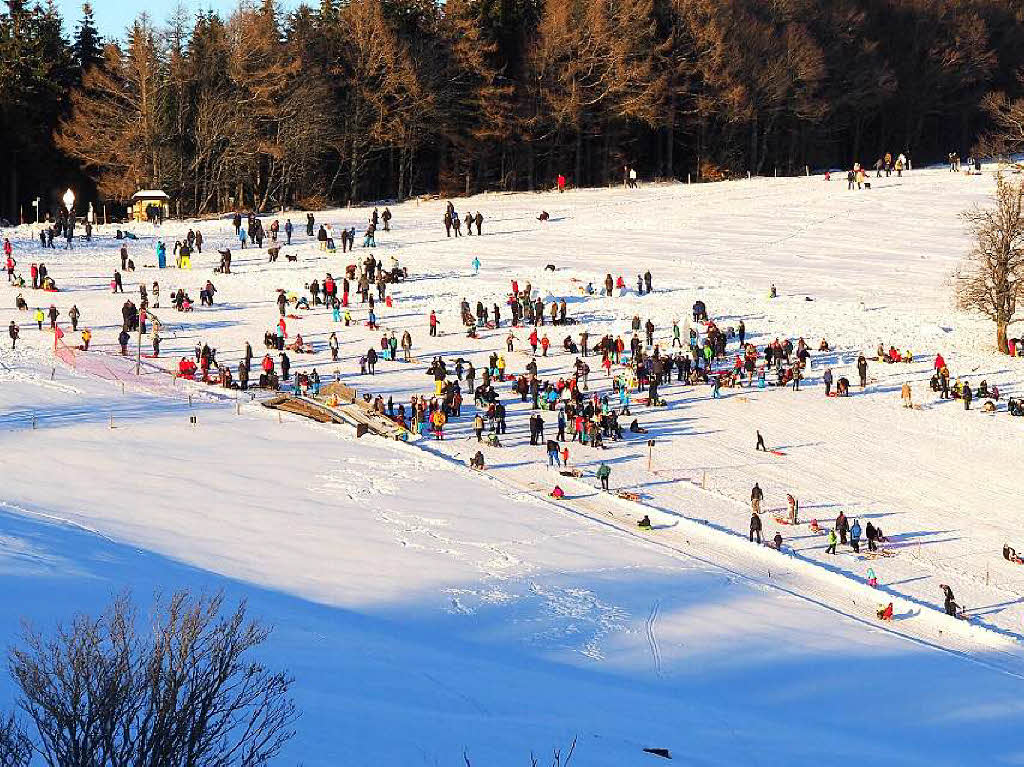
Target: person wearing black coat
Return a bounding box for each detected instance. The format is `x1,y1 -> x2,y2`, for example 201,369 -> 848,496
749,512 -> 763,543
865,521 -> 878,552
940,584 -> 958,616
366,347 -> 377,375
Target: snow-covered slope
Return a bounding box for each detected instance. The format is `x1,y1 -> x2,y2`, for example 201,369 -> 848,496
0,168 -> 1022,764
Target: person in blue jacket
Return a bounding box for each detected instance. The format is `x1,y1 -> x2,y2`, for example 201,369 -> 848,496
850,519 -> 862,553
156,241 -> 166,269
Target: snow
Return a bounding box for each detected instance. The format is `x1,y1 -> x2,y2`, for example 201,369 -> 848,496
1,168 -> 1024,764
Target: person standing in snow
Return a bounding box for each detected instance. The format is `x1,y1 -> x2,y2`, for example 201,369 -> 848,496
749,511 -> 763,544
857,354 -> 868,388
940,584 -> 958,616
823,367 -> 833,396
751,482 -> 764,514
835,511 -> 849,545
826,528 -> 838,555
850,519 -> 862,553
596,462 -> 611,491
756,430 -> 767,452
8,321 -> 18,349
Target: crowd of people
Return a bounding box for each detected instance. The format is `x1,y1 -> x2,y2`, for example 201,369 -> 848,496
1,186 -> 1020,632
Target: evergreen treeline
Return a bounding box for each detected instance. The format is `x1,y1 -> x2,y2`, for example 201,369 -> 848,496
3,0 -> 1024,218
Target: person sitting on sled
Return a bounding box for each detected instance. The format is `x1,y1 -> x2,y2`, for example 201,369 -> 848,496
550,485 -> 565,499
1004,544 -> 1023,564
876,603 -> 893,621
638,515 -> 652,529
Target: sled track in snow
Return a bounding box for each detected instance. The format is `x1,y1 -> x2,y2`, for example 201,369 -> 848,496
646,600 -> 663,677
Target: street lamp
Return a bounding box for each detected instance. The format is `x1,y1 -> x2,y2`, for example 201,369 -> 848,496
62,188 -> 75,217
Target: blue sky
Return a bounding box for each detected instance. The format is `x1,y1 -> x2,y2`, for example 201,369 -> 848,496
55,0 -> 295,40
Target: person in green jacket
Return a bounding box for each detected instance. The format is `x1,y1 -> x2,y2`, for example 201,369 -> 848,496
596,463 -> 611,491
826,529 -> 838,555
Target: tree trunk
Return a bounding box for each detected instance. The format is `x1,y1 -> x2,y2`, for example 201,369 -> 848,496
397,146 -> 406,202
749,116 -> 758,175
575,127 -> 583,187
997,320 -> 1009,354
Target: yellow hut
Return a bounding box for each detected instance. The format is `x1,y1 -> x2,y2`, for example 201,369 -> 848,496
130,189 -> 170,222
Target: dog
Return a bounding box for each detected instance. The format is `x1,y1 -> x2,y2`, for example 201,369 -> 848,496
286,254 -> 298,262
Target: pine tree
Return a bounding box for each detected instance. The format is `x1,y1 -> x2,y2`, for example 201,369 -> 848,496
73,1 -> 103,76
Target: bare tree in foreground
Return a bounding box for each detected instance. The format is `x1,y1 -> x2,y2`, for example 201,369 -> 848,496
956,175 -> 1024,354
0,713 -> 31,767
8,591 -> 297,767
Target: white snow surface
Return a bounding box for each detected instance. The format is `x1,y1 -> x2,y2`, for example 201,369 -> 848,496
1,169 -> 1024,765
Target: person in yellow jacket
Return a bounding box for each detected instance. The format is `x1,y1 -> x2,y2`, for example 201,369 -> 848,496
496,354 -> 506,378
430,409 -> 446,440
80,328 -> 92,350
33,307 -> 44,330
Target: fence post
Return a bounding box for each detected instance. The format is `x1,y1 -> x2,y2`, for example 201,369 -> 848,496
109,413 -> 114,429
702,470 -> 707,489
31,412 -> 36,430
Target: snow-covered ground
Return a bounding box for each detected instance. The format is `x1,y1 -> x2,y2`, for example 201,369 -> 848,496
1,168 -> 1023,764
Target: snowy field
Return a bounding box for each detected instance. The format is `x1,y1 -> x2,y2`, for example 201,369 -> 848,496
1,168 -> 1024,764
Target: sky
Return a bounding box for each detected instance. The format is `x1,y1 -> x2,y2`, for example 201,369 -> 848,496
55,0 -> 295,40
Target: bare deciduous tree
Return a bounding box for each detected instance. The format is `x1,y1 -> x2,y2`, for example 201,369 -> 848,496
0,714 -> 31,767
8,590 -> 297,767
956,175 -> 1024,353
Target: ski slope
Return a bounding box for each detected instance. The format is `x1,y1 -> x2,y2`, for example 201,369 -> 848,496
1,168 -> 1023,764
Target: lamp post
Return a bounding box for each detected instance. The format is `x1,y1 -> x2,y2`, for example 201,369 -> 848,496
62,188 -> 75,220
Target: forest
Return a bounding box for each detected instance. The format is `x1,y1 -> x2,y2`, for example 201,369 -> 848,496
2,0 -> 1024,219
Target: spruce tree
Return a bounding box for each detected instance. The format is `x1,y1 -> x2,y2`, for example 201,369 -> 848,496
73,1 -> 103,76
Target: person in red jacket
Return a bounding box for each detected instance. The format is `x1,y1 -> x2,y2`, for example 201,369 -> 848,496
934,352 -> 946,371
557,174 -> 566,193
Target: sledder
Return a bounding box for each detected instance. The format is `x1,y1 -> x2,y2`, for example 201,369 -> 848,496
1004,544 -> 1024,565
876,603 -> 893,621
